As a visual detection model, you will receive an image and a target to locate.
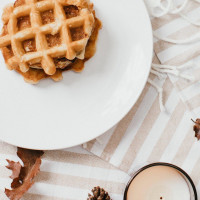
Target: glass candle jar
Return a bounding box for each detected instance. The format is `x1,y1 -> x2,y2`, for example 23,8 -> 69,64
124,163 -> 197,200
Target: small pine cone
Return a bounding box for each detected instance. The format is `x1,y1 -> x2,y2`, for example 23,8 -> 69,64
87,186 -> 111,200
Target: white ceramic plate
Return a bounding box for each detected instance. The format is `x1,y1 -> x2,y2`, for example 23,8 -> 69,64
0,0 -> 153,150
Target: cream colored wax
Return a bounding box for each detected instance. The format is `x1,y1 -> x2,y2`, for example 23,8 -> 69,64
127,166 -> 190,200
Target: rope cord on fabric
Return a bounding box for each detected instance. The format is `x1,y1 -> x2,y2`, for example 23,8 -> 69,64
145,0 -> 189,17
152,64 -> 195,81
145,0 -> 190,17
147,78 -> 166,112
146,0 -> 200,44
148,63 -> 194,112
145,0 -> 199,111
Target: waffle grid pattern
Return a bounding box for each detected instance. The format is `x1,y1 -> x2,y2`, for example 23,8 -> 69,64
0,0 -> 94,75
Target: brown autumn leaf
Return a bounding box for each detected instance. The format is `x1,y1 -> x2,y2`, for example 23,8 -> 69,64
192,119 -> 200,140
5,147 -> 44,200
6,160 -> 21,180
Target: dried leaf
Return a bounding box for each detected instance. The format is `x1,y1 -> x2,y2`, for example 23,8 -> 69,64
192,119 -> 200,140
5,147 -> 44,200
6,160 -> 21,179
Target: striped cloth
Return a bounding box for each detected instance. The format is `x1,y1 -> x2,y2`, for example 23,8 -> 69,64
1,1 -> 200,199
152,0 -> 200,116
0,141 -> 130,200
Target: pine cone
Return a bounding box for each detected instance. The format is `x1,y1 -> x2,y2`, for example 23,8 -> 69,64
87,186 -> 111,200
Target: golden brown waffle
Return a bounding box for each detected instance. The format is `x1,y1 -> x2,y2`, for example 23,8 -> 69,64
0,0 -> 95,76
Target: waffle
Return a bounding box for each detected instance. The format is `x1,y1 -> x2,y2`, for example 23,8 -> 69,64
0,0 -> 96,78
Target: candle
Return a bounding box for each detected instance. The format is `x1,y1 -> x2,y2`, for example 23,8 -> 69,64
124,163 -> 197,200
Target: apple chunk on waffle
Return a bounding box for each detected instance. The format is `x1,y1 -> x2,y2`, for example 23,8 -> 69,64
0,0 -> 100,84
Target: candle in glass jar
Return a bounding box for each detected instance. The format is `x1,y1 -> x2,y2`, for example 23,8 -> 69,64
126,165 -> 191,200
